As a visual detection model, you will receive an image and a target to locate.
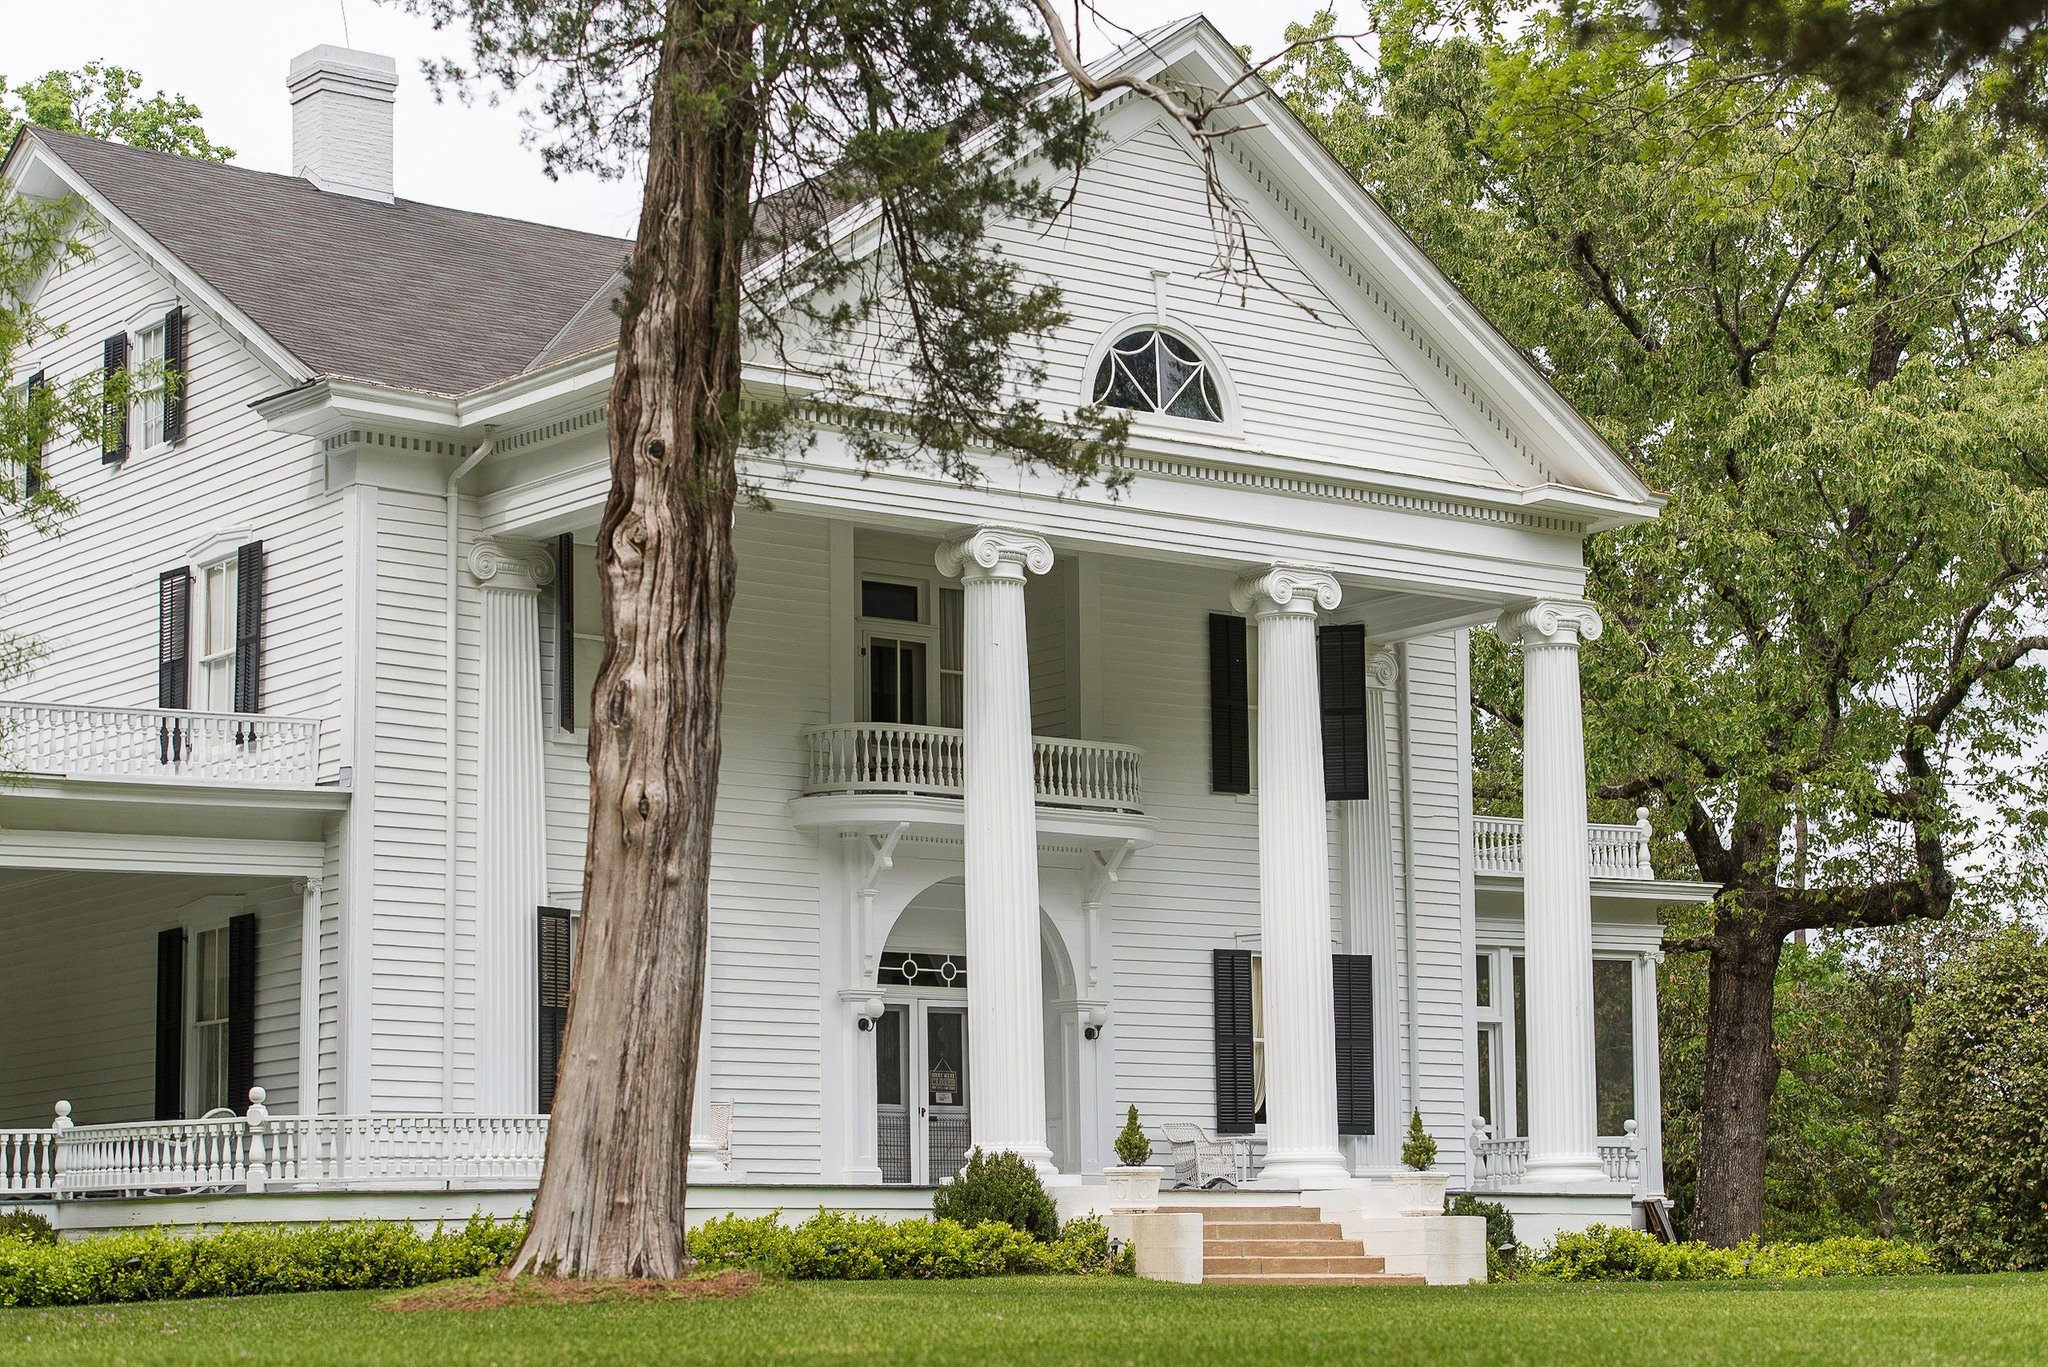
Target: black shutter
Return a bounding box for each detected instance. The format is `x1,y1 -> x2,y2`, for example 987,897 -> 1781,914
21,370 -> 45,497
1319,623 -> 1370,801
234,541 -> 263,715
101,333 -> 130,463
227,912 -> 258,1109
161,306 -> 188,445
1334,953 -> 1376,1136
154,927 -> 186,1120
157,568 -> 191,709
1208,613 -> 1250,794
1213,947 -> 1257,1134
555,532 -> 576,731
537,906 -> 574,1111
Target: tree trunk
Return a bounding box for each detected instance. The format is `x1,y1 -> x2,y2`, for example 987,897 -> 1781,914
511,5 -> 757,1279
1690,916 -> 1783,1246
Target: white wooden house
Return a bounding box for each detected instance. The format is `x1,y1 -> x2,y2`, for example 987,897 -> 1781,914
0,21 -> 1710,1247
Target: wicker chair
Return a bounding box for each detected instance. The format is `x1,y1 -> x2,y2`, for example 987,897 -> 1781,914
1161,1122 -> 1249,1189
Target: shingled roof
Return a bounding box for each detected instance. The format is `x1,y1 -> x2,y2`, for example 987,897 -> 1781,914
22,128 -> 631,396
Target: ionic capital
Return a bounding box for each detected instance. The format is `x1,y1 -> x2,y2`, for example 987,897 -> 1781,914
1499,599 -> 1603,648
1365,644 -> 1400,690
935,526 -> 1054,583
466,539 -> 555,592
1230,563 -> 1342,619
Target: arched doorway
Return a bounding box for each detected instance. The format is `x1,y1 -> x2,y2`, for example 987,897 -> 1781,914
875,877 -> 1076,1183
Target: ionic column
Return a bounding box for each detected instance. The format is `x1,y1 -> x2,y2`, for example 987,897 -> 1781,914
1501,599 -> 1606,1186
296,876 -> 322,1114
468,540 -> 552,1114
1232,564 -> 1351,1189
937,526 -> 1056,1174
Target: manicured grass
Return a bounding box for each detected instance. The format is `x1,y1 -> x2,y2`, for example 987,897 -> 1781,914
4,1274 -> 2047,1366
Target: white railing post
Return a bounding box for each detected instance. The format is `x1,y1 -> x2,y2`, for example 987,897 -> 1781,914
1633,807 -> 1654,877
244,1088 -> 269,1193
51,1100 -> 72,1198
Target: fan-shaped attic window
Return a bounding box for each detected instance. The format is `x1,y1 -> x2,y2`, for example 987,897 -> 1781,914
1092,329 -> 1223,422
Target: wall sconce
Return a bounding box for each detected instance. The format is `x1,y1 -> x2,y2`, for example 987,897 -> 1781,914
854,996 -> 885,1032
1083,1004 -> 1109,1041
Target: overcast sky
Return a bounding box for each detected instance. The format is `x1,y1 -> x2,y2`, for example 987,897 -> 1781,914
9,2 -> 1355,238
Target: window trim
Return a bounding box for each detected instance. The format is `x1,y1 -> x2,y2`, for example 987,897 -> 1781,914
178,894 -> 246,1118
1080,313 -> 1240,437
854,564 -> 965,729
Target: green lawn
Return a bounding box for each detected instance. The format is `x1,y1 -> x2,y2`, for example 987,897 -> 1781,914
5,1275 -> 2046,1366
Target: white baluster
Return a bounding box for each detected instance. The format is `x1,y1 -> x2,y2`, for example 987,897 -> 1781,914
244,1088 -> 269,1192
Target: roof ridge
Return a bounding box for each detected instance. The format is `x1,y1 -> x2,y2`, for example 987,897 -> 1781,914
25,125 -> 631,247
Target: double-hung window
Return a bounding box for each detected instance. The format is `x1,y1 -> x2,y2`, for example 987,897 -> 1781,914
133,318 -> 168,452
196,551 -> 239,712
188,925 -> 231,1115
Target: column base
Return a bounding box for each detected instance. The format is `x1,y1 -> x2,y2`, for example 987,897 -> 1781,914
1525,1153 -> 1610,1187
1250,1152 -> 1354,1190
688,1135 -> 738,1184
973,1139 -> 1058,1180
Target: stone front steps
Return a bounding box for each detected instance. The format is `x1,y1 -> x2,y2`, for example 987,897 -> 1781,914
1156,1204 -> 1427,1286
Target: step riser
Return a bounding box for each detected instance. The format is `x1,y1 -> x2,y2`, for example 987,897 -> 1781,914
1205,1256 -> 1389,1276
1205,1239 -> 1372,1259
1202,1224 -> 1347,1243
1205,1273 -> 1427,1286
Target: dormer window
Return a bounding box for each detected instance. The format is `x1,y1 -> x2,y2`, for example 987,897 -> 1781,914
1092,328 -> 1223,422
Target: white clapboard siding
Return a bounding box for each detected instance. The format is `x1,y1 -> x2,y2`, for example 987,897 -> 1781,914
536,510 -> 832,1176
1025,563 -> 1069,737
2,217 -> 344,778
364,488 -> 458,1111
0,871 -> 304,1127
1402,631 -> 1477,1165
1094,555 -> 1267,1126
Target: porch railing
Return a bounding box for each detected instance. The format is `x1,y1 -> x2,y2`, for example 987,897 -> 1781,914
0,699 -> 322,787
1472,809 -> 1655,880
801,722 -> 1143,812
1471,1118 -> 1644,1193
7,1094 -> 551,1199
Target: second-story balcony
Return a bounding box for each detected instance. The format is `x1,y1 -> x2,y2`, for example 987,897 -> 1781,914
800,721 -> 1144,814
0,700 -> 323,789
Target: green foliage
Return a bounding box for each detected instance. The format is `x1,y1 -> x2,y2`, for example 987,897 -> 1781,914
0,1210 -> 55,1246
930,1148 -> 1059,1241
1277,0 -> 2048,1241
688,1209 -> 1113,1279
1113,1105 -> 1152,1167
0,62 -> 233,160
1400,1110 -> 1438,1171
1892,926 -> 2048,1271
0,1214 -> 520,1308
1533,1225 -> 1934,1281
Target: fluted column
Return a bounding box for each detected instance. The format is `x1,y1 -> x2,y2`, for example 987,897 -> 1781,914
937,526 -> 1056,1174
1502,599 -> 1606,1186
1233,563 -> 1351,1189
469,540 -> 552,1114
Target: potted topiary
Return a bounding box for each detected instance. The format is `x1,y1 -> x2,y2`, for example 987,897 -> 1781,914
1103,1104 -> 1164,1209
1395,1109 -> 1449,1215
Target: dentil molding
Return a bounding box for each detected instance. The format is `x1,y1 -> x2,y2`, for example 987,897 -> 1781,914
1499,599 -> 1603,647
1230,563 -> 1342,617
466,539 -> 556,591
935,526 -> 1054,581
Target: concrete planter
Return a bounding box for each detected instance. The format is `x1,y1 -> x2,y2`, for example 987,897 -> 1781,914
1394,1170 -> 1450,1216
1103,1164 -> 1164,1209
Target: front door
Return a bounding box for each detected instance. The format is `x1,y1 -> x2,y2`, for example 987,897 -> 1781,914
876,999 -> 971,1184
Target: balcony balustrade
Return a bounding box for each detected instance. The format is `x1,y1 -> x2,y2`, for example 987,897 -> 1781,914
801,721 -> 1144,813
0,700 -> 322,787
1472,810 -> 1655,880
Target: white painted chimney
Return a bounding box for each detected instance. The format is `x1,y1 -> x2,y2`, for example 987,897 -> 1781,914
287,45 -> 398,202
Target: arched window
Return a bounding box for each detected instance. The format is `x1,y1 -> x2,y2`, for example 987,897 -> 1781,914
1092,328 -> 1223,422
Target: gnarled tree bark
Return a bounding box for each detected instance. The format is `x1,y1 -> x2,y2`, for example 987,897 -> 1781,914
510,4 -> 757,1279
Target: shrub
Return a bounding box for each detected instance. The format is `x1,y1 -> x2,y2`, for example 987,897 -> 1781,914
0,1210 -> 56,1247
0,1214 -> 521,1308
1892,926 -> 2048,1271
688,1209 -> 1115,1279
1531,1225 -> 1934,1282
1400,1110 -> 1437,1171
1113,1106 -> 1152,1167
930,1148 -> 1058,1241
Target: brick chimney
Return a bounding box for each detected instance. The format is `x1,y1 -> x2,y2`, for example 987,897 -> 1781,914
287,45 -> 398,202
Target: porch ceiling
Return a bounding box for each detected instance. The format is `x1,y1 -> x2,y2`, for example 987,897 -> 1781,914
0,779 -> 344,877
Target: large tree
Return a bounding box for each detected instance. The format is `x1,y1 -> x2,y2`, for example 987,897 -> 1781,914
2,62 -> 233,160
409,0 -> 1307,1277
1279,0 -> 2048,1242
